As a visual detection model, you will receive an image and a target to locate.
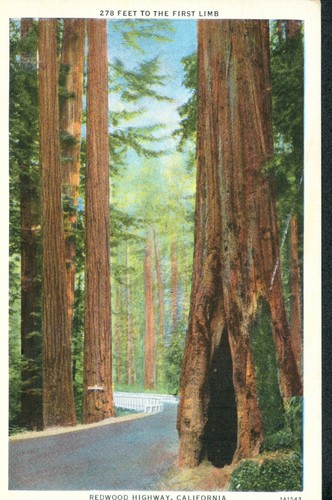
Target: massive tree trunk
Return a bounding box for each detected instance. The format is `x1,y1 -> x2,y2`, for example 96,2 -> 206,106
60,19 -> 85,335
177,20 -> 302,468
144,232 -> 156,390
83,19 -> 113,423
20,18 -> 42,430
38,19 -> 76,428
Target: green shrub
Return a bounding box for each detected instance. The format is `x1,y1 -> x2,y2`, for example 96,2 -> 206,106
258,453 -> 303,491
260,397 -> 303,453
229,460 -> 260,491
250,300 -> 285,434
260,428 -> 294,452
230,453 -> 302,492
284,396 -> 303,452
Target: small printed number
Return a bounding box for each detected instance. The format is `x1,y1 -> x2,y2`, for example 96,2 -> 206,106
100,10 -> 114,16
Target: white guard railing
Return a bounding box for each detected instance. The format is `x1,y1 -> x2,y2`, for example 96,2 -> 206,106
114,392 -> 179,414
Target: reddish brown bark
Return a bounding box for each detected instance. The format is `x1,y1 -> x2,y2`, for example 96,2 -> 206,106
38,19 -> 76,427
285,20 -> 302,39
144,232 -> 156,389
20,18 -> 42,430
60,19 -> 85,334
181,238 -> 189,322
83,19 -> 113,423
177,20 -> 302,468
289,214 -> 303,379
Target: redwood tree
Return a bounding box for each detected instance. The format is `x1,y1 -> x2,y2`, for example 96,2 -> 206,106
144,232 -> 156,389
177,20 -> 302,468
38,19 -> 76,427
82,19 -> 113,423
60,19 -> 85,335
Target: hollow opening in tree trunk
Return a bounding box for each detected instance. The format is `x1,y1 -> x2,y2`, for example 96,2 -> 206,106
204,328 -> 237,467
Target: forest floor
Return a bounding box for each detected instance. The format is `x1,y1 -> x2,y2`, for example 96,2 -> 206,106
159,460 -> 235,491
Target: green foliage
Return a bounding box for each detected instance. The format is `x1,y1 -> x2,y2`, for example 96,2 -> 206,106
9,256 -> 22,432
260,428 -> 294,452
72,274 -> 85,420
114,407 -> 140,416
260,396 -> 303,454
173,52 -> 197,151
164,322 -> 187,395
109,55 -> 173,169
112,20 -> 174,53
259,453 -> 302,491
229,460 -> 261,491
114,383 -> 169,394
250,300 -> 285,434
230,452 -> 302,492
9,20 -> 40,256
284,396 -> 303,452
268,22 -> 304,297
112,57 -> 173,103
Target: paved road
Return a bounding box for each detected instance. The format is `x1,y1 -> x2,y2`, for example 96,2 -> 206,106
9,404 -> 178,490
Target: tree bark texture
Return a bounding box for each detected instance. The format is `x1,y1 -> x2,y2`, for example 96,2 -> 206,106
177,20 -> 302,468
60,19 -> 85,335
285,20 -> 302,39
20,18 -> 42,430
83,19 -> 113,423
181,238 -> 189,322
290,214 -> 303,379
38,19 -> 76,428
144,232 -> 156,389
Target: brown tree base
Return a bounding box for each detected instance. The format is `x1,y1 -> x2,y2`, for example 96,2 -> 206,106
178,431 -> 204,468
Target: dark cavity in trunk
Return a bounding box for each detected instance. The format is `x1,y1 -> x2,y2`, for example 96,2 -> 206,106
204,329 -> 237,467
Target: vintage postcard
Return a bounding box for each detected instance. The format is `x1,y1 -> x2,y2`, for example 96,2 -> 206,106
0,0 -> 321,499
